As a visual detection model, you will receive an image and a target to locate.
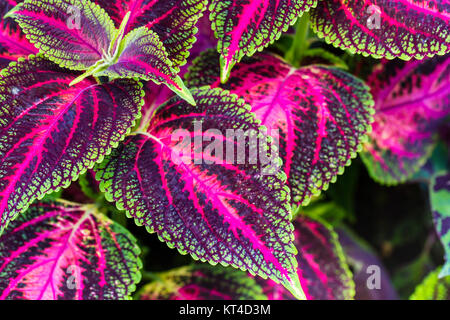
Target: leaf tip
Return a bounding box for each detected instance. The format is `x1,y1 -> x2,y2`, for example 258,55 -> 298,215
172,78 -> 196,106
4,5 -> 19,19
219,56 -> 233,84
184,91 -> 197,106
283,275 -> 307,300
68,78 -> 80,87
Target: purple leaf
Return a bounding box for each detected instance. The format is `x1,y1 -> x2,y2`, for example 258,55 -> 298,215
311,0 -> 450,60
0,201 -> 141,300
186,50 -> 374,206
294,217 -> 355,300
93,0 -> 208,72
256,216 -> 355,300
430,172 -> 450,278
6,0 -> 116,70
95,87 -> 306,299
209,0 -> 318,82
0,55 -> 144,234
0,0 -> 37,68
137,265 -> 266,300
361,54 -> 450,184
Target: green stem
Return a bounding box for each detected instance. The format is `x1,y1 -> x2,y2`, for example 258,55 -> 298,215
142,271 -> 163,283
285,12 -> 310,67
69,60 -> 109,86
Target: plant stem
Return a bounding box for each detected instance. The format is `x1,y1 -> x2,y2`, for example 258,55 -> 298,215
285,12 -> 310,67
110,209 -> 127,227
94,76 -> 102,85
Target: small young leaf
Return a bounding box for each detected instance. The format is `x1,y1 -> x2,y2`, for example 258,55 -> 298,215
94,0 -> 208,72
6,0 -> 116,70
186,50 -> 374,206
410,267 -> 450,300
256,216 -> 355,300
137,264 -> 266,300
361,55 -> 450,184
209,0 -> 318,82
430,172 -> 450,278
0,201 -> 142,300
96,26 -> 195,105
95,87 -> 305,299
0,1 -> 37,68
311,0 -> 450,60
0,55 -> 144,234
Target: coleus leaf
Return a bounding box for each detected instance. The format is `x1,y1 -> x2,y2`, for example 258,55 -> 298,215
430,171 -> 450,278
293,217 -> 354,300
0,55 -> 143,234
209,0 -> 318,82
137,264 -> 266,300
186,15 -> 218,67
6,0 -> 116,70
95,26 -> 195,106
310,0 -> 450,60
410,267 -> 450,300
361,54 -> 450,184
6,0 -> 194,104
256,216 -> 355,300
95,87 -> 305,299
186,49 -> 374,206
0,0 -> 37,68
0,201 -> 142,300
93,0 -> 208,73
